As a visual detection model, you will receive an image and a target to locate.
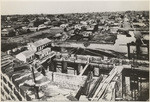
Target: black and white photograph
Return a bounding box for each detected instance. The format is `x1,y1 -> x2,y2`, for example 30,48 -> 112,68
1,0 -> 149,101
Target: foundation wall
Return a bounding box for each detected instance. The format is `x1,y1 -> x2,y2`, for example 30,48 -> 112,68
46,71 -> 98,90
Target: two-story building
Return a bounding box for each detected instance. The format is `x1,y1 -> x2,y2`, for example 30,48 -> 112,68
28,38 -> 51,52
35,47 -> 51,59
16,38 -> 52,63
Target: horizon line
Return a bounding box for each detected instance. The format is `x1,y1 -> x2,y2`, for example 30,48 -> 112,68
1,10 -> 149,16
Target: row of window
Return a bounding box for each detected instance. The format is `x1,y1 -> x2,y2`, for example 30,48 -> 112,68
37,43 -> 50,51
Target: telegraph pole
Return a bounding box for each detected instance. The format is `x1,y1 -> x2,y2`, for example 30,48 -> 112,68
30,65 -> 40,99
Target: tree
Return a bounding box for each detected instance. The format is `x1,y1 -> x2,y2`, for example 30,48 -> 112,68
33,18 -> 45,27
83,42 -> 90,47
23,18 -> 30,23
93,24 -> 98,33
10,17 -> 18,22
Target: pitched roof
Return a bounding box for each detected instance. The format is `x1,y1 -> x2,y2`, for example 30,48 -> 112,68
32,38 -> 51,47
19,50 -> 35,57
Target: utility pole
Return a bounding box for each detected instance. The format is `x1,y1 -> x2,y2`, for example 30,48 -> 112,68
30,65 -> 40,99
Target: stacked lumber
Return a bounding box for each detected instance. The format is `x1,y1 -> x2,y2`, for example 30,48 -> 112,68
89,66 -> 124,101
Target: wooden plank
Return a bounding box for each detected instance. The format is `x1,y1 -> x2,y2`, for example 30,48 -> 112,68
91,66 -> 124,101
83,72 -> 93,95
100,81 -> 116,101
91,68 -> 116,100
75,72 -> 92,100
97,67 -> 124,100
100,74 -> 119,100
96,70 -> 117,100
87,74 -> 104,98
79,64 -> 89,76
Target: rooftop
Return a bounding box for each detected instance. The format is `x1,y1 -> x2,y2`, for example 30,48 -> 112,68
17,50 -> 35,57
32,38 -> 51,47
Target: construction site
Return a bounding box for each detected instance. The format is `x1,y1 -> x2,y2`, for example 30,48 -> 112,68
1,2 -> 149,101
1,36 -> 149,101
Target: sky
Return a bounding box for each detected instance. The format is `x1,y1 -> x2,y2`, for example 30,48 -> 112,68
1,0 -> 149,15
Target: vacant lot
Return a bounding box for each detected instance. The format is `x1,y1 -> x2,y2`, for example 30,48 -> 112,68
92,33 -> 117,43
